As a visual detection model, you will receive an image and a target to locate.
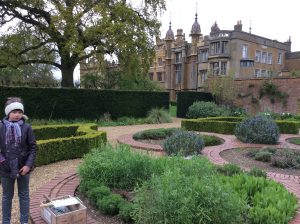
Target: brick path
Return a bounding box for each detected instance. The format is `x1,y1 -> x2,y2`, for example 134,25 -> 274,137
29,171 -> 98,224
30,119 -> 300,223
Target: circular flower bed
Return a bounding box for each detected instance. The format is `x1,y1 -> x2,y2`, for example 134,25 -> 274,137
220,147 -> 300,176
133,128 -> 224,147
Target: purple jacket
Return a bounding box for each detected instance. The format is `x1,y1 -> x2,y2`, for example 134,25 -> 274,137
0,119 -> 36,178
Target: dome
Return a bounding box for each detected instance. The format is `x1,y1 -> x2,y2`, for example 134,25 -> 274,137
165,22 -> 175,40
190,13 -> 201,35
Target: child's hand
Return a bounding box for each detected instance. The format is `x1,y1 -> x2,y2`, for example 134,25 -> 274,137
19,166 -> 30,175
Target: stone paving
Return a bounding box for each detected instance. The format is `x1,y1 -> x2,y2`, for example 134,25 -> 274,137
30,119 -> 300,223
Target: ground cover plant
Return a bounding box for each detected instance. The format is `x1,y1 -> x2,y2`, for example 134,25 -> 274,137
78,144 -> 298,224
220,147 -> 300,176
133,128 -> 223,147
247,147 -> 300,169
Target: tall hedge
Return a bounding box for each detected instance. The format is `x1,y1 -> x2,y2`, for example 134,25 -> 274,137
0,86 -> 169,119
176,91 -> 213,118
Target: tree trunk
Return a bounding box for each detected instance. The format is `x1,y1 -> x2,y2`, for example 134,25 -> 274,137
60,59 -> 76,87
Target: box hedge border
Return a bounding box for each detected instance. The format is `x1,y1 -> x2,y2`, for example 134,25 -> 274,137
182,117 -> 300,134
34,124 -> 107,166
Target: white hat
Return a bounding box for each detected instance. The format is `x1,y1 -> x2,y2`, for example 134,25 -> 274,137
5,102 -> 24,116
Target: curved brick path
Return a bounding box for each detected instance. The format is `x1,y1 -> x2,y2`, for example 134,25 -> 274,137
29,171 -> 99,224
30,119 -> 300,223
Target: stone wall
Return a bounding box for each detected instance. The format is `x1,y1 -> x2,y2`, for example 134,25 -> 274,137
233,77 -> 300,114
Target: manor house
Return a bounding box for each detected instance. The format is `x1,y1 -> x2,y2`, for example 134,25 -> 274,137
150,14 -> 300,101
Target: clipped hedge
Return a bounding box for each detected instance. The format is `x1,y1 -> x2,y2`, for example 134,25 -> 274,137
182,117 -> 241,134
34,125 -> 79,140
34,124 -> 106,166
182,117 -> 300,134
276,120 -> 299,134
0,86 -> 169,119
176,91 -> 213,118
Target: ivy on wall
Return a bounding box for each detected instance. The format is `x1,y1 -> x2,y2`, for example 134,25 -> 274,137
259,81 -> 289,106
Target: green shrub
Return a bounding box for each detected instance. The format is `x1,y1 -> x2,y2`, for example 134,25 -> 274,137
133,170 -> 246,224
146,107 -> 172,124
133,128 -> 179,140
247,148 -> 260,157
163,130 -> 204,156
217,163 -> 243,176
271,150 -> 300,168
176,91 -> 213,118
235,115 -> 280,144
78,144 -> 163,190
254,151 -> 272,162
249,182 -> 297,223
248,167 -> 267,178
263,147 -> 277,154
97,194 -> 125,215
186,101 -> 227,118
78,179 -> 101,195
119,201 -> 134,223
227,174 -> 297,224
87,185 -> 111,206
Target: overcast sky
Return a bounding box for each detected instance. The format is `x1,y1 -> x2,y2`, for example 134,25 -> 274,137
157,0 -> 300,52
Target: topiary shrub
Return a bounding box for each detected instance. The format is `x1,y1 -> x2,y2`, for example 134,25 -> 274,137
162,131 -> 204,156
186,101 -> 228,118
235,115 -> 280,144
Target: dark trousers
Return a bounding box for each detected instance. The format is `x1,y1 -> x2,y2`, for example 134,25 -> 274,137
1,174 -> 30,224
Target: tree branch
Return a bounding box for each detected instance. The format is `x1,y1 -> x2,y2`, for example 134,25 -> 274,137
18,40 -> 50,55
18,59 -> 61,69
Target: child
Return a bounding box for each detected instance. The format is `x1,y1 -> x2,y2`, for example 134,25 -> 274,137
0,97 -> 36,224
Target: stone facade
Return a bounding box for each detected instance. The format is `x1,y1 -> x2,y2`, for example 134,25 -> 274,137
150,18 -> 300,102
